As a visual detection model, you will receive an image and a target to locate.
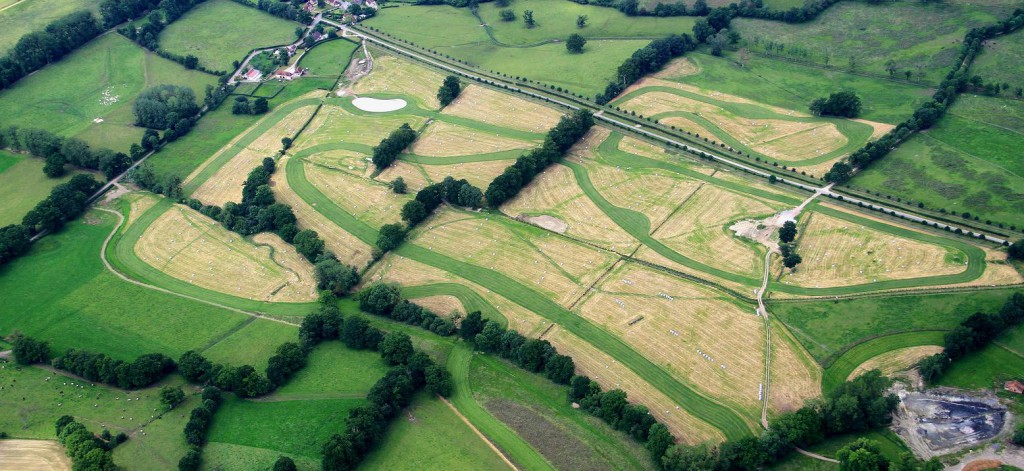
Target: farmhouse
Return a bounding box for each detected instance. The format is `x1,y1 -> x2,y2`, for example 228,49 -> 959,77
1006,380 -> 1024,394
243,68 -> 263,82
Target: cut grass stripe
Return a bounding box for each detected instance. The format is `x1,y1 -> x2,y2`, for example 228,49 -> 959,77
821,330 -> 945,393
401,283 -> 508,327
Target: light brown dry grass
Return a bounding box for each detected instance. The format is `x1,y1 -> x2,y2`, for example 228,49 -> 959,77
272,157 -> 374,268
412,295 -> 465,316
134,205 -> 317,302
408,120 -> 535,157
125,192 -> 161,227
653,57 -> 702,79
412,209 -> 618,308
294,103 -> 428,151
502,163 -> 640,252
585,159 -> 704,230
544,325 -> 726,444
848,346 -> 944,381
351,55 -> 445,109
419,159 -> 518,191
576,262 -> 765,419
363,253 -> 548,335
651,185 -> 780,277
374,161 -> 432,192
769,320 -> 822,413
443,84 -> 562,133
303,163 -> 407,227
0,440 -> 71,471
305,148 -> 372,178
659,116 -> 720,143
191,105 -> 318,206
631,245 -> 758,299
779,211 -> 967,288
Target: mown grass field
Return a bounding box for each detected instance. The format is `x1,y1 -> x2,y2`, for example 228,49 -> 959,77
851,95 -> 1024,228
771,288 -> 1017,363
664,53 -> 931,125
0,0 -> 97,54
731,2 -> 1002,85
298,39 -> 360,77
272,342 -> 388,399
159,0 -> 299,71
0,364 -> 185,439
0,33 -> 217,153
360,392 -> 513,471
0,209 -> 250,359
0,152 -> 76,226
935,342 -> 1024,389
202,319 -> 299,370
206,396 -> 365,461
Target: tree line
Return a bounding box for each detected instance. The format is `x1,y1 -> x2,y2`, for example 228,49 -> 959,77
595,35 -> 696,104
917,292 -> 1024,382
56,416 -> 118,471
0,11 -> 102,91
484,109 -> 594,206
825,8 -> 1024,184
177,387 -> 223,471
0,174 -> 103,268
379,175 -> 485,255
569,0 -> 839,25
11,334 -> 177,389
371,123 -> 418,170
1,126 -> 128,179
186,158 -> 361,296
358,285 -> 457,336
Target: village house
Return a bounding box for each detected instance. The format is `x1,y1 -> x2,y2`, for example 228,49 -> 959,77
243,68 -> 263,82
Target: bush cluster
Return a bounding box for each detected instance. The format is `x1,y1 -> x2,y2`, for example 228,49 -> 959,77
51,349 -> 176,390
56,416 -> 116,470
371,123 -> 417,169
11,334 -> 51,365
357,285 -> 456,336
485,110 -> 594,206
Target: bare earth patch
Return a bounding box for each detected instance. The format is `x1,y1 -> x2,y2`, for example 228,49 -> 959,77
0,440 -> 71,471
517,214 -> 567,234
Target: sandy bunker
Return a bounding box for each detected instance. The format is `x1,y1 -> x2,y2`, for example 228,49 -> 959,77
352,97 -> 407,112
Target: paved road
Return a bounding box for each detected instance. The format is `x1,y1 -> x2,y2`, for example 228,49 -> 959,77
337,23 -> 1008,246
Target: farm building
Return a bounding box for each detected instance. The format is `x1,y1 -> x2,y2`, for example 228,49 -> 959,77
1006,380 -> 1024,394
243,68 -> 263,82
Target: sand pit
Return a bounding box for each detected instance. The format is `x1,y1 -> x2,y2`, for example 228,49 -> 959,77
0,440 -> 71,471
352,97 -> 407,112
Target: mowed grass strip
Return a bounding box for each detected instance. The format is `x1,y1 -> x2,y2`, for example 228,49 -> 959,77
822,331 -> 945,393
0,33 -> 217,153
0,209 -> 249,358
158,0 -> 298,71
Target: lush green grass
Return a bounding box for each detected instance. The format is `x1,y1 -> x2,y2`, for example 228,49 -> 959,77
0,209 -> 249,359
272,342 -> 388,399
299,39 -> 360,77
851,95 -> 1024,228
768,452 -> 838,471
0,152 -> 75,226
475,0 -> 696,45
996,322 -> 1024,357
145,102 -> 261,181
731,2 -> 1001,85
672,52 -> 932,125
0,0 -> 98,54
971,26 -> 1024,87
113,393 -> 201,471
0,364 -> 184,439
365,5 -> 649,96
935,343 -> 1024,389
805,429 -> 911,462
0,33 -> 217,153
159,0 -> 299,71
822,331 -> 945,393
771,288 -> 1016,363
467,347 -> 656,470
203,442 -> 320,470
202,319 -> 299,371
206,396 -> 364,460
360,391 -> 513,470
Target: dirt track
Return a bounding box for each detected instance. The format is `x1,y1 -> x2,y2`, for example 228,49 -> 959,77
0,440 -> 71,471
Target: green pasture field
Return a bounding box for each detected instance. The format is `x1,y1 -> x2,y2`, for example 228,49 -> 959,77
0,364 -> 185,439
0,209 -> 249,359
299,39 -> 360,77
364,6 -> 649,96
202,319 -> 299,371
159,0 -> 299,72
851,96 -> 1024,227
0,152 -> 75,226
935,343 -> 1024,389
0,33 -> 217,153
0,0 -> 98,54
206,396 -> 364,460
673,52 -> 932,125
997,323 -> 1024,357
971,26 -> 1024,87
771,288 -> 1016,363
769,453 -> 837,471
821,331 -> 945,393
271,341 -> 388,400
146,103 -> 261,182
731,2 -> 1001,85
360,392 -> 513,471
113,393 -> 200,471
203,442 -> 319,471
805,429 -> 911,462
467,347 -> 656,470
475,0 -> 696,45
